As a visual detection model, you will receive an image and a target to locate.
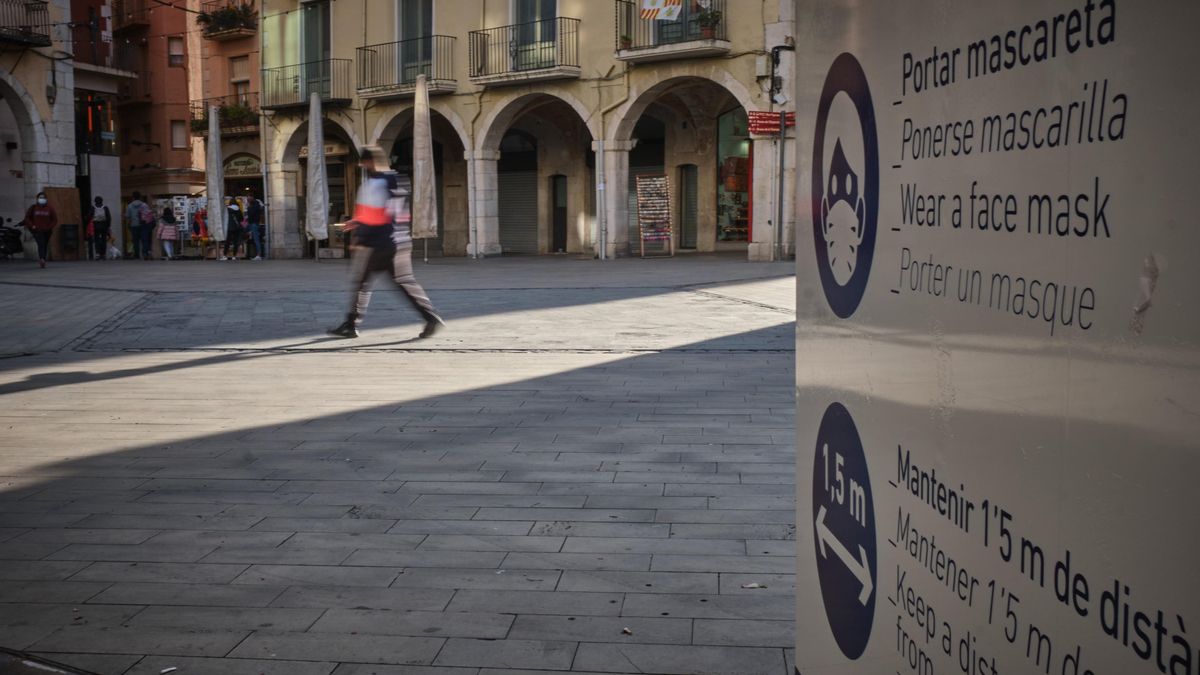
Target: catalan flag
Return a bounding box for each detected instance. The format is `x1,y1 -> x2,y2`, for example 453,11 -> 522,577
641,0 -> 683,21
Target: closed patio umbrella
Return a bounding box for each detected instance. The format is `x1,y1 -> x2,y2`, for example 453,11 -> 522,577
306,93 -> 330,260
205,106 -> 225,249
411,74 -> 438,262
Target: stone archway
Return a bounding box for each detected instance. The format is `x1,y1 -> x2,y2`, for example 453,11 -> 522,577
605,73 -> 777,258
468,91 -> 596,257
264,117 -> 363,257
0,69 -> 60,225
371,105 -> 472,256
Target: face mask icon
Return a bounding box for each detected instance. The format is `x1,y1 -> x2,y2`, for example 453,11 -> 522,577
821,139 -> 865,286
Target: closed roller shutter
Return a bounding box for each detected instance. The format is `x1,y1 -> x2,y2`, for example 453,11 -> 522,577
499,170 -> 538,254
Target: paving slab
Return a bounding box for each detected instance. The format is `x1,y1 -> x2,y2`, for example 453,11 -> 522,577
0,257 -> 795,673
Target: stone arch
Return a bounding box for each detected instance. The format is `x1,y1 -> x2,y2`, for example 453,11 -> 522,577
476,88 -> 599,154
279,116 -> 364,167
608,71 -> 761,143
0,68 -> 51,215
370,102 -> 470,155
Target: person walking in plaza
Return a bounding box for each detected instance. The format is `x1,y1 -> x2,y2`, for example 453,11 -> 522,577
245,194 -> 265,260
157,207 -> 178,260
221,199 -> 243,261
125,191 -> 154,260
327,145 -> 444,339
91,196 -> 112,262
23,191 -> 57,269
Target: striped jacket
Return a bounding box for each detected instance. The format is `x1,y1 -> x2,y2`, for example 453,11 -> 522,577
351,170 -> 411,249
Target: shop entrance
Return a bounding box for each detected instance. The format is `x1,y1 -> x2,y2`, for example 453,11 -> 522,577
551,174 -> 567,253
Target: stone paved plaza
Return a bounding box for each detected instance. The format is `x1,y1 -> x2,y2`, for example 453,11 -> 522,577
0,255 -> 797,675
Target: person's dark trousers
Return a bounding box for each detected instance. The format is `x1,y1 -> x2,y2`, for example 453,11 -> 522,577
347,244 -> 438,323
32,230 -> 51,261
93,224 -> 110,259
138,224 -> 153,259
247,223 -> 264,257
224,226 -> 243,257
127,224 -> 140,258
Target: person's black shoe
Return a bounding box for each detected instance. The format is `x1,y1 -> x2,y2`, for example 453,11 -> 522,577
327,319 -> 359,339
419,315 -> 445,339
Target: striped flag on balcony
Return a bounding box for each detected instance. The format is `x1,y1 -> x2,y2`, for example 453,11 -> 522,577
641,0 -> 682,21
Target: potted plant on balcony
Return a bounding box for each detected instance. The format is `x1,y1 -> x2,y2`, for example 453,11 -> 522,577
619,34 -> 633,50
196,3 -> 257,37
219,101 -> 257,129
697,8 -> 722,39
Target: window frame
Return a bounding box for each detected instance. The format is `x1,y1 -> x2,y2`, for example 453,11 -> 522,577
170,120 -> 189,149
167,36 -> 185,68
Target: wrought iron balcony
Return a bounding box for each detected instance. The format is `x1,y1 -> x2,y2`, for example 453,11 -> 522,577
468,17 -> 580,86
614,0 -> 729,63
0,0 -> 51,47
198,0 -> 257,41
261,59 -> 353,110
190,93 -> 260,135
357,35 -> 456,99
116,71 -> 152,106
113,0 -> 150,31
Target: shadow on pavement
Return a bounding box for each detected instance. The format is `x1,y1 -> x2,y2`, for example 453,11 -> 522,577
0,327 -> 798,674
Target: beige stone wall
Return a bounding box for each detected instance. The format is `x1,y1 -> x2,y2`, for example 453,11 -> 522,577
260,0 -> 796,260
0,0 -> 77,224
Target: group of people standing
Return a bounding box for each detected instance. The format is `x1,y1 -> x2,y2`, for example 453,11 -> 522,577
21,190 -> 267,266
118,192 -> 267,261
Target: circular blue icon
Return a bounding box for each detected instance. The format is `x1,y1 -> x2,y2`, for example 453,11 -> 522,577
812,52 -> 879,319
812,402 -> 877,659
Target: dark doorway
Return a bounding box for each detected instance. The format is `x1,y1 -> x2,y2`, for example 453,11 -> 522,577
679,164 -> 698,249
551,174 -> 567,253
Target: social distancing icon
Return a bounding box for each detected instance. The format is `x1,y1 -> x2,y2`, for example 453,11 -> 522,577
812,402 -> 877,660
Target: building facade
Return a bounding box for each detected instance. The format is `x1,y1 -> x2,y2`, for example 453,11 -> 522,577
256,0 -> 796,261
189,0 -> 262,207
72,0 -> 138,252
0,0 -> 76,232
112,0 -> 204,204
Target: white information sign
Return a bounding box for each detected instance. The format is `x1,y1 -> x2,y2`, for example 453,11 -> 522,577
794,2 -> 1199,674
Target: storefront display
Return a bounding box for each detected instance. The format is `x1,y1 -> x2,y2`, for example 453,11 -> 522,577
716,107 -> 751,243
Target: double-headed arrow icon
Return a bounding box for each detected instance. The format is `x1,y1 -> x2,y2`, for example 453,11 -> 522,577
816,505 -> 874,605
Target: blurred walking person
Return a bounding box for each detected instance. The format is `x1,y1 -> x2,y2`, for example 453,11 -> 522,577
125,191 -> 154,260
157,207 -> 179,260
246,194 -> 265,260
23,191 -> 56,268
91,196 -> 112,262
221,199 -> 243,261
327,145 -> 443,339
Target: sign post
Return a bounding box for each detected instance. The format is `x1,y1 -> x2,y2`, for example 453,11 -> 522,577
794,3 -> 1200,674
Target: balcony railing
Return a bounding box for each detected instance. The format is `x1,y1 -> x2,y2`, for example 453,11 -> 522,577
113,0 -> 150,31
190,92 -> 260,135
0,0 -> 51,47
117,71 -> 152,106
357,35 -> 456,99
261,59 -> 353,110
198,0 -> 257,41
614,0 -> 729,62
469,17 -> 580,84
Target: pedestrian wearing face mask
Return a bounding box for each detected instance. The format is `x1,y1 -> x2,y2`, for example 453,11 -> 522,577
24,191 -> 57,268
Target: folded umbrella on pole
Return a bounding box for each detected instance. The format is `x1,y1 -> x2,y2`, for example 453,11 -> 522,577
205,106 -> 226,244
412,74 -> 438,246
306,93 -> 330,257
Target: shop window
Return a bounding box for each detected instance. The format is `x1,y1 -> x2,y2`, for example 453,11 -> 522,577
716,107 -> 750,243
170,120 -> 188,149
168,37 -> 184,67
